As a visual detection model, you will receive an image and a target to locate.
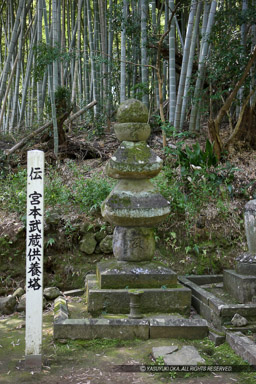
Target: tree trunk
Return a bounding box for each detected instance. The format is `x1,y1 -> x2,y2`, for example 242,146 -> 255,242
168,0 -> 176,124
174,0 -> 197,130
141,0 -> 148,107
120,0 -> 127,103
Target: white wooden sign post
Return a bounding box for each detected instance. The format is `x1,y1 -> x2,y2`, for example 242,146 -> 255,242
25,150 -> 45,369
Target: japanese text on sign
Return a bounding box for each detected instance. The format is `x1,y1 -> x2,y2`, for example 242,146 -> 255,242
27,188 -> 43,290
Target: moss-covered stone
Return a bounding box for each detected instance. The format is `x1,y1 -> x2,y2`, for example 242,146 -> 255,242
99,235 -> 113,254
0,295 -> 16,315
101,180 -> 170,226
106,141 -> 162,179
114,122 -> 151,141
116,99 -> 148,123
79,233 -> 97,254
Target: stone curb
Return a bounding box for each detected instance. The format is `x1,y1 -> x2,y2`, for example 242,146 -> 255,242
226,331 -> 256,365
179,275 -> 256,329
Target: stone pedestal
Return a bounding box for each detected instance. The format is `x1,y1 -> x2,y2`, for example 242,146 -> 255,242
112,227 -> 155,261
86,99 -> 191,316
224,200 -> 256,303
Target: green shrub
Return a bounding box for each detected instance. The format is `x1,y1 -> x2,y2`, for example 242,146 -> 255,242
175,140 -> 218,170
72,173 -> 115,213
0,167 -> 27,216
0,165 -> 115,218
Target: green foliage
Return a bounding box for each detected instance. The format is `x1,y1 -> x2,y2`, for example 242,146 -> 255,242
72,172 -> 115,213
154,139 -> 239,241
160,120 -> 195,140
174,140 -> 218,170
33,43 -> 75,82
46,86 -> 72,117
0,167 -> 27,216
0,163 -> 115,218
45,168 -> 71,207
54,337 -> 136,354
208,2 -> 256,101
131,82 -> 150,99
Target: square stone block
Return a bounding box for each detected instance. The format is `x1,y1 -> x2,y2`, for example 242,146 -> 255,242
223,269 -> 256,303
96,259 -> 177,289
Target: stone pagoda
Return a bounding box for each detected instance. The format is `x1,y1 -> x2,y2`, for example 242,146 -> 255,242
224,200 -> 256,303
86,99 -> 191,316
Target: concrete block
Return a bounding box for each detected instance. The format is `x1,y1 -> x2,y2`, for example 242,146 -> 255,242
163,346 -> 205,365
220,304 -> 256,318
192,296 -> 213,323
152,346 -> 178,359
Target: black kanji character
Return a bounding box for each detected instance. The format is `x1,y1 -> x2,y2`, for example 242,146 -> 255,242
28,247 -> 41,261
28,233 -> 42,248
29,220 -> 41,233
28,277 -> 41,290
29,167 -> 42,180
28,261 -> 41,276
29,206 -> 42,219
29,191 -> 42,205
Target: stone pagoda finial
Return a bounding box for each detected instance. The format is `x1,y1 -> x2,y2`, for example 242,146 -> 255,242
101,99 -> 170,262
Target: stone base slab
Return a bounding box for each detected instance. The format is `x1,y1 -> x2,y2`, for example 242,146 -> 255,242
96,259 -> 177,289
54,298 -> 208,340
86,275 -> 191,316
223,269 -> 256,303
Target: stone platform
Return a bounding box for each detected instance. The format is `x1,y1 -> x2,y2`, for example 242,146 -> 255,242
86,273 -> 191,316
53,297 -> 208,340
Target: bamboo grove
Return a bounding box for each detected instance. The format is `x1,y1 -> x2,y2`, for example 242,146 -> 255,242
0,0 -> 256,155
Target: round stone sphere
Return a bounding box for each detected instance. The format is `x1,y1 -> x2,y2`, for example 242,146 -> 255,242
116,99 -> 148,123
